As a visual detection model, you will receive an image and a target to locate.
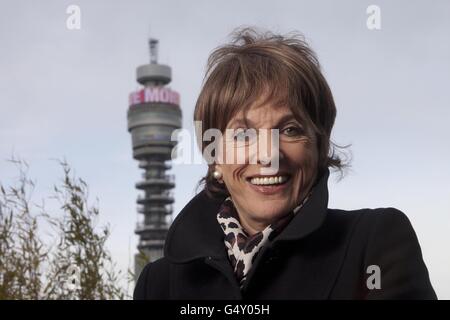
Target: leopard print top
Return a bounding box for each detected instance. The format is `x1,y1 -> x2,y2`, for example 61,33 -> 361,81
216,191 -> 313,289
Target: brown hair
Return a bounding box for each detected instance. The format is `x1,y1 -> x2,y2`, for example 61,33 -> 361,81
194,27 -> 351,199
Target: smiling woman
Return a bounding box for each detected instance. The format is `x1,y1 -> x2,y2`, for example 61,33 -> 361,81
214,104 -> 319,237
134,27 -> 437,300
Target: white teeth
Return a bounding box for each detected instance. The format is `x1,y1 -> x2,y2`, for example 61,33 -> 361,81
249,175 -> 288,185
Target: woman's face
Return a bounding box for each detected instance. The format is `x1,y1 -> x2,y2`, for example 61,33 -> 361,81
215,103 -> 319,234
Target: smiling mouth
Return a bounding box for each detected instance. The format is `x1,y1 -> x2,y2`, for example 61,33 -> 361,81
245,174 -> 292,186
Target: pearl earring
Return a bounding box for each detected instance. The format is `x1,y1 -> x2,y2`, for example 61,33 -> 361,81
213,170 -> 222,180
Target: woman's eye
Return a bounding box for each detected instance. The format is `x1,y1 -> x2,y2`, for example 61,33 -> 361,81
282,126 -> 303,137
232,128 -> 247,141
232,128 -> 257,142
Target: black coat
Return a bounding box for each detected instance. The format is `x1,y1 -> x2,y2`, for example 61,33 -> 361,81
134,168 -> 437,300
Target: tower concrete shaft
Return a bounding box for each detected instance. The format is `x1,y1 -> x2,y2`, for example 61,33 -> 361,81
127,39 -> 182,279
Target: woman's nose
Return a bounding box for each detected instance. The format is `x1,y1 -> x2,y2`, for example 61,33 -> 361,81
247,129 -> 284,166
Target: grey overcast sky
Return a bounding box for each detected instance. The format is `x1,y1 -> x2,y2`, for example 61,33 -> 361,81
0,0 -> 449,298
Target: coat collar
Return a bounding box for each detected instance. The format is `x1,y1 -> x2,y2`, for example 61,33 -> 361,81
165,167 -> 330,264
